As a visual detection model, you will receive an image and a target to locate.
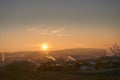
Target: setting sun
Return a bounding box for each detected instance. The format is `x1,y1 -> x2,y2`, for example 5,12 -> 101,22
41,44 -> 48,51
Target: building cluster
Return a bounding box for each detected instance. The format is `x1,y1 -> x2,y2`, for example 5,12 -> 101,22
0,52 -> 120,71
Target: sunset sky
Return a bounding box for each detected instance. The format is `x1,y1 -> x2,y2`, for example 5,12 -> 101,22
0,0 -> 120,52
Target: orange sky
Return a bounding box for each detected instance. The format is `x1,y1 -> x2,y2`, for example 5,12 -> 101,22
0,0 -> 120,52
0,24 -> 119,52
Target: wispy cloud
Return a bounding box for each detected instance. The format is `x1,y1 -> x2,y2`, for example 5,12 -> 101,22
0,34 -> 3,38
0,33 -> 6,39
0,33 -> 8,41
51,28 -> 64,34
26,26 -> 70,37
26,27 -> 42,33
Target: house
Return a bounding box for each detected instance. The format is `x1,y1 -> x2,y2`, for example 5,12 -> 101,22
97,56 -> 120,69
89,61 -> 96,65
80,66 -> 90,71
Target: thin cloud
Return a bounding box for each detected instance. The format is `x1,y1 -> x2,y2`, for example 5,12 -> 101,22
0,34 -> 3,38
0,33 -> 5,39
0,33 -> 8,41
51,28 -> 64,34
26,27 -> 70,37
26,27 -> 41,33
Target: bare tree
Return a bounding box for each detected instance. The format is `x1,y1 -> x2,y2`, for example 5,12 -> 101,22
109,43 -> 120,56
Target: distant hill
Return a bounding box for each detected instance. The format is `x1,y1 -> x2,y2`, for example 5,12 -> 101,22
0,48 -> 107,60
49,48 -> 107,60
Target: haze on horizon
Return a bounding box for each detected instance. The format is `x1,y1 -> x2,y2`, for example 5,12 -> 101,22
0,0 -> 120,52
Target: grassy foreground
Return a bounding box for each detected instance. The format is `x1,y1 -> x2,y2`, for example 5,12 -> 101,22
32,68 -> 120,80
1,68 -> 120,80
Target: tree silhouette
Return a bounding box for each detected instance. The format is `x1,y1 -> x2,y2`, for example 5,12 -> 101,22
109,43 -> 120,56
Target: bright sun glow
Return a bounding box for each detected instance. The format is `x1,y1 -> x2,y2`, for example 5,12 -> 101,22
41,44 -> 48,51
